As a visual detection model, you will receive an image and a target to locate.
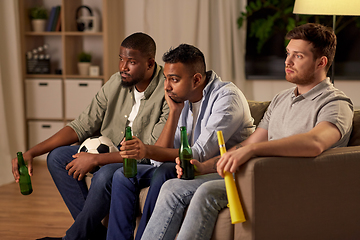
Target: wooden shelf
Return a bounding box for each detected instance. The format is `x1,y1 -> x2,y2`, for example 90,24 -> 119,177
25,32 -> 62,36
64,32 -> 103,36
26,118 -> 65,121
19,0 -> 124,150
24,32 -> 103,36
64,74 -> 105,79
25,74 -> 105,79
25,74 -> 63,78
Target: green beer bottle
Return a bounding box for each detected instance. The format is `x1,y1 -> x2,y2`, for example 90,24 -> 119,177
179,126 -> 194,180
123,126 -> 137,178
17,152 -> 33,195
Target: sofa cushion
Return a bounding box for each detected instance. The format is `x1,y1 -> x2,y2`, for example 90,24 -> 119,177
139,186 -> 149,214
348,110 -> 360,146
210,208 -> 234,240
247,100 -> 270,127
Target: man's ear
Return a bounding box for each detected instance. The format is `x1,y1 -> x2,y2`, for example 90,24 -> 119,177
147,58 -> 155,70
317,56 -> 328,70
193,73 -> 202,87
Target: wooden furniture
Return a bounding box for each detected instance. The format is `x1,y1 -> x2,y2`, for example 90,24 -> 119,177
18,0 -> 124,153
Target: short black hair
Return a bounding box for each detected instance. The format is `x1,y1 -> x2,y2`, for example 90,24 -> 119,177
121,32 -> 156,58
162,44 -> 206,76
286,23 -> 336,72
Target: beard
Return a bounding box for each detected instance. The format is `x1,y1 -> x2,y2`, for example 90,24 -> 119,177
120,72 -> 143,88
285,66 -> 316,86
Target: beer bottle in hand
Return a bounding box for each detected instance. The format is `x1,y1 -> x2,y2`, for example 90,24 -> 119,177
17,152 -> 33,195
179,126 -> 194,180
123,126 -> 137,178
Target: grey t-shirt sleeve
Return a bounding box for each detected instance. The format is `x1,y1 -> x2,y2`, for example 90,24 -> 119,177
316,96 -> 353,146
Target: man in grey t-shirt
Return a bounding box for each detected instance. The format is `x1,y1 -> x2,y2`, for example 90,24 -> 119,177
141,23 -> 353,240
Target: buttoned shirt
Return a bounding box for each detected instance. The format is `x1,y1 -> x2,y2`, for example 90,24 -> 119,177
68,64 -> 169,147
258,78 -> 353,147
174,71 -> 255,162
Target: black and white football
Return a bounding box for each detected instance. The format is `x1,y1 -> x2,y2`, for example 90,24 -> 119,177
78,136 -> 119,154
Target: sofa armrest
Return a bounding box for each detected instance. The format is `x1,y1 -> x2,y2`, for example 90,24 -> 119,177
234,146 -> 360,240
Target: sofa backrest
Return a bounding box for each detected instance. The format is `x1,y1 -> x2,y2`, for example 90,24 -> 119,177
348,110 -> 360,146
247,100 -> 270,127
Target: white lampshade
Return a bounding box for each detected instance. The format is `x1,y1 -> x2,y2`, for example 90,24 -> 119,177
293,0 -> 360,16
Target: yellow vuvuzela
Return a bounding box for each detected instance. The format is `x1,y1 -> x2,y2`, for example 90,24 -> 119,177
217,130 -> 246,224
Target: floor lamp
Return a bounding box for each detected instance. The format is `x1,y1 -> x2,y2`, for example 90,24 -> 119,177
293,0 -> 360,84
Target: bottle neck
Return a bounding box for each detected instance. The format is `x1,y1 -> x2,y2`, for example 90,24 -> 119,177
17,152 -> 25,166
180,128 -> 189,147
125,126 -> 132,141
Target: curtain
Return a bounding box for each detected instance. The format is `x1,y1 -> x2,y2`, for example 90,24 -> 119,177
0,1 -> 25,186
123,0 -> 247,89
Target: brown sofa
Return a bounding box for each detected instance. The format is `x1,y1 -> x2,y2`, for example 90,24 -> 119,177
136,100 -> 360,240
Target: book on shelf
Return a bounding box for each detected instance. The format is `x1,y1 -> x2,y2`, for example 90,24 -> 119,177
51,6 -> 61,31
55,7 -> 61,31
46,6 -> 56,32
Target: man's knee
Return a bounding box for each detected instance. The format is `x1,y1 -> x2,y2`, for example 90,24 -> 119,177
151,162 -> 177,186
47,146 -> 77,171
155,162 -> 176,176
159,178 -> 188,197
111,168 -> 125,183
194,181 -> 216,197
192,180 -> 226,207
91,164 -> 122,190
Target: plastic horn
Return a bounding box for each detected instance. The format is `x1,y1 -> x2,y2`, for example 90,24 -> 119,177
217,130 -> 246,224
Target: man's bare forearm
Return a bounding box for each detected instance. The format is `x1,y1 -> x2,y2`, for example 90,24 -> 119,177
154,106 -> 182,148
94,152 -> 125,166
226,142 -> 243,152
235,143 -> 243,150
212,156 -> 220,171
26,126 -> 78,158
145,145 -> 179,162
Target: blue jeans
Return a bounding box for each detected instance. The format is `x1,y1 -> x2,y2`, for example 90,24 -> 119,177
140,173 -> 227,240
47,145 -> 123,240
107,162 -> 176,240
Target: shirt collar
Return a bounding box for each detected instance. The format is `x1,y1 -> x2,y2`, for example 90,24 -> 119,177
202,70 -> 216,99
292,77 -> 332,101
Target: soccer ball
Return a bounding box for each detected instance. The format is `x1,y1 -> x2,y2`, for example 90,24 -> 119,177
78,136 -> 119,154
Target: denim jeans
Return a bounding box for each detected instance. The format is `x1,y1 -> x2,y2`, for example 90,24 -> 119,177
47,145 -> 123,240
141,173 -> 227,240
106,162 -> 176,240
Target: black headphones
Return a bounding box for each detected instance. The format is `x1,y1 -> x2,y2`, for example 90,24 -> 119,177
76,6 -> 93,31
